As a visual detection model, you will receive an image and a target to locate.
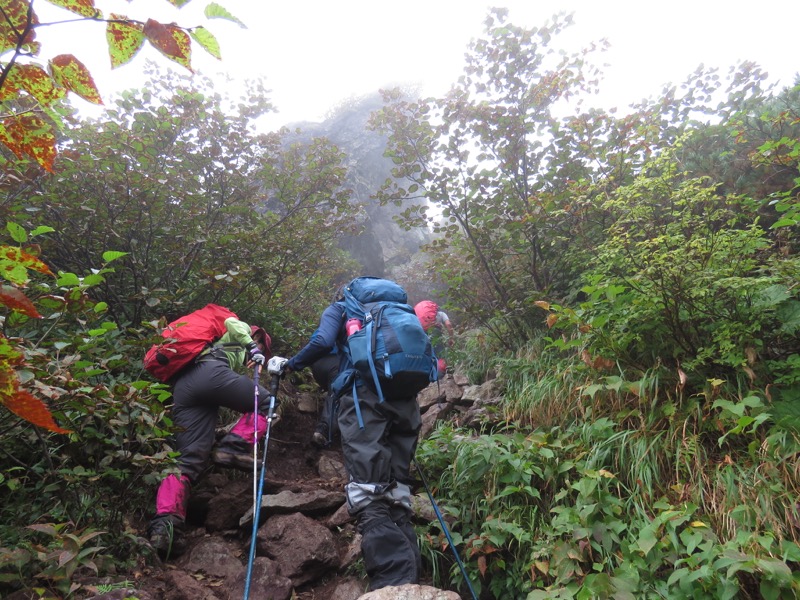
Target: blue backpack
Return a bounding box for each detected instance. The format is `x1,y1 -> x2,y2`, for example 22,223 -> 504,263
341,276 -> 438,402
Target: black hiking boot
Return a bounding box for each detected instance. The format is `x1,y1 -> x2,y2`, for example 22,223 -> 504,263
147,514 -> 187,560
212,434 -> 256,472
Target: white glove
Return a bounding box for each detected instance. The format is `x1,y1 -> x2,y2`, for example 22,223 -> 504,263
267,356 -> 289,376
246,342 -> 266,365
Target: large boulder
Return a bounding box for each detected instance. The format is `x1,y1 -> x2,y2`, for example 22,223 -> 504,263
256,512 -> 340,586
357,584 -> 462,599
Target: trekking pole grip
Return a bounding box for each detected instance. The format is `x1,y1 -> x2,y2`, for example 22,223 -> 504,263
269,373 -> 280,397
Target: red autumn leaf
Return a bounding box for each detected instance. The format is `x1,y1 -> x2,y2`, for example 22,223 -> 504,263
4,388 -> 71,434
0,63 -> 65,105
545,313 -> 558,328
0,0 -> 39,54
0,285 -> 40,317
0,114 -> 57,172
49,54 -> 103,105
143,19 -> 192,72
107,14 -> 145,69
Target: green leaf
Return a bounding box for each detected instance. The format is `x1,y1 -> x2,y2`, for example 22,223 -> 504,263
56,272 -> 80,287
101,250 -> 128,263
190,26 -> 221,60
636,524 -> 659,555
581,383 -> 604,398
6,222 -> 26,243
777,300 -> 800,334
30,226 -> 55,237
204,3 -> 247,28
82,273 -> 104,286
771,217 -> 797,229
781,541 -> 800,562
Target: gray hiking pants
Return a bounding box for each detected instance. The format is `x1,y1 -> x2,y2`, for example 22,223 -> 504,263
172,356 -> 270,482
337,383 -> 422,589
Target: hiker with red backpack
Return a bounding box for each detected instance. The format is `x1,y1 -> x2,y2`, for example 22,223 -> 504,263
414,300 -> 454,377
276,277 -> 437,591
143,304 -> 286,560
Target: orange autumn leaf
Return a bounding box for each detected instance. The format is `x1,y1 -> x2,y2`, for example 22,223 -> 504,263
0,285 -> 40,317
4,389 -> 71,434
0,114 -> 57,172
477,554 -> 487,577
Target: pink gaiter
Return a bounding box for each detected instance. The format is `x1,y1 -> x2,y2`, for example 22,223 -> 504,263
155,473 -> 191,518
230,413 -> 268,445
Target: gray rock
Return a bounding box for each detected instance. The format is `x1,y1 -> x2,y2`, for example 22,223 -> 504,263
177,538 -> 244,580
420,402 -> 454,439
357,583 -> 461,599
240,488 -> 345,526
257,512 -> 339,586
227,556 -> 293,600
332,577 -> 369,600
319,453 -> 348,480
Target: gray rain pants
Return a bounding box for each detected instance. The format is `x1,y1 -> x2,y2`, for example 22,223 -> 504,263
337,382 -> 422,590
172,356 -> 270,482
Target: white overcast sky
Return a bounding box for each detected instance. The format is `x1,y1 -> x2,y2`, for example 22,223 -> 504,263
36,0 -> 800,128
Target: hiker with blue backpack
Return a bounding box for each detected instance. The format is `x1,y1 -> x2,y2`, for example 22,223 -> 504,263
143,305 -> 286,560
277,277 -> 438,590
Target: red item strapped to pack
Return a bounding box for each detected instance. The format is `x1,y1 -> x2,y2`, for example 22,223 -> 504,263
143,304 -> 237,382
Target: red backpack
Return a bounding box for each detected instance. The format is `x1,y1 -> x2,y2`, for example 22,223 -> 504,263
144,304 -> 237,382
414,300 -> 439,332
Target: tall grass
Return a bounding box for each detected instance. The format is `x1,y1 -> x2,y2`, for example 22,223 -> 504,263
417,367 -> 800,598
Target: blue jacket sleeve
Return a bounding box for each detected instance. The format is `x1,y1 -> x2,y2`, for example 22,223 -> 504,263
287,304 -> 344,371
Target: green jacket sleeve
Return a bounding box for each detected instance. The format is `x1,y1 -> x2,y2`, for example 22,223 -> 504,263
219,316 -> 254,369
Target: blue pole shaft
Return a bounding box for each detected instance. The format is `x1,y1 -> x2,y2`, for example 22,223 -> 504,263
414,458 -> 479,600
242,392 -> 276,600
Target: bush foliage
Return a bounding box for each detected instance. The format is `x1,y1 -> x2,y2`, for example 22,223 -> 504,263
0,6 -> 799,599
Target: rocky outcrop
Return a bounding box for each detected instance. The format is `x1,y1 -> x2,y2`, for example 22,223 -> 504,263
285,94 -> 432,277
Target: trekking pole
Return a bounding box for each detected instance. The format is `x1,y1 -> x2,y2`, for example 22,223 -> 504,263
243,372 -> 279,600
414,457 -> 479,600
251,364 -> 260,509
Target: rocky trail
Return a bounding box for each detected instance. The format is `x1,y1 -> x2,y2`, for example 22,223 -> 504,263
68,372 -> 499,600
